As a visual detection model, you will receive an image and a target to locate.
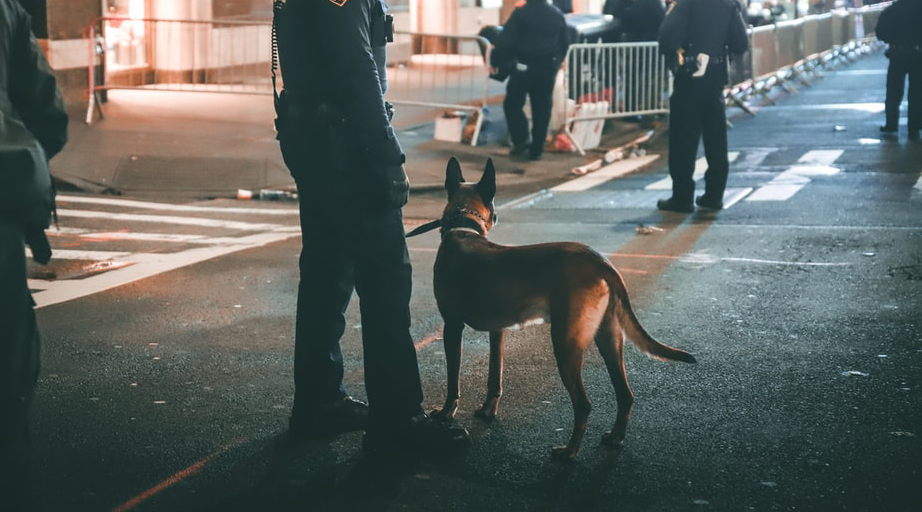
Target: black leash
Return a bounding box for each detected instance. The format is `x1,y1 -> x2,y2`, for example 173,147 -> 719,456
405,219 -> 442,237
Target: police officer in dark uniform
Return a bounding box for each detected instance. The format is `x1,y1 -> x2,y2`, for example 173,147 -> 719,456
656,0 -> 748,212
875,0 -> 922,138
274,0 -> 469,457
1,0 -> 68,508
500,0 -> 569,161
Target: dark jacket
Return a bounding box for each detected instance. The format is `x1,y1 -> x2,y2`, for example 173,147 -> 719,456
1,0 -> 68,237
277,0 -> 403,166
618,0 -> 666,42
658,0 -> 748,62
500,0 -> 569,68
1,0 -> 67,160
875,0 -> 922,48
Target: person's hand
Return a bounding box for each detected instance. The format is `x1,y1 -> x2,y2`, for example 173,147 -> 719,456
381,162 -> 410,210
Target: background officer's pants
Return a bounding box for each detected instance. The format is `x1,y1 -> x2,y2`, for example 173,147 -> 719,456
667,68 -> 730,203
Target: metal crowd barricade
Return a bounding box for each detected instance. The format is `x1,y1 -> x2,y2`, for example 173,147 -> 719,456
725,3 -> 890,114
86,19 -> 495,146
385,31 -> 497,146
86,17 -> 275,123
562,42 -> 670,155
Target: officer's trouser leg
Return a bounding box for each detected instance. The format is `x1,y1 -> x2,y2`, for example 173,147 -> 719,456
504,73 -> 531,148
349,207 -> 424,427
528,68 -> 557,157
0,220 -> 39,511
668,76 -> 702,203
293,191 -> 353,408
885,58 -> 906,129
907,57 -> 922,132
701,74 -> 730,201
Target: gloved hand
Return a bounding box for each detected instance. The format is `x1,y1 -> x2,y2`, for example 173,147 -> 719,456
381,162 -> 410,210
24,227 -> 51,265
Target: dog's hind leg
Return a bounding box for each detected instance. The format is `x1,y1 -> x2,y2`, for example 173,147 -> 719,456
597,316 -> 634,446
475,330 -> 504,419
549,319 -> 595,462
434,320 -> 465,419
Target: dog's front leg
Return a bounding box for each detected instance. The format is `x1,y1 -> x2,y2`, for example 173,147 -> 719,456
432,320 -> 464,420
475,330 -> 504,419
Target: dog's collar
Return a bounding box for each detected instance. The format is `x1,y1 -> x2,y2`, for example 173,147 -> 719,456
404,206 -> 489,238
440,207 -> 487,236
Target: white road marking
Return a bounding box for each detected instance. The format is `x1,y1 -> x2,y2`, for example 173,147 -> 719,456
56,195 -> 299,216
26,248 -> 132,260
645,152 -> 739,190
913,170 -> 922,193
553,155 -> 660,192
56,209 -> 285,231
747,150 -> 843,201
32,231 -> 300,309
78,232 -> 209,243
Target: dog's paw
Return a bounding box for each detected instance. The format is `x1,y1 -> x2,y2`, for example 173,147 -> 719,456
473,407 -> 497,421
601,430 -> 625,446
428,407 -> 456,421
550,445 -> 577,462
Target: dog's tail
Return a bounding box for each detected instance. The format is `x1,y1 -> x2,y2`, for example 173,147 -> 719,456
606,268 -> 697,364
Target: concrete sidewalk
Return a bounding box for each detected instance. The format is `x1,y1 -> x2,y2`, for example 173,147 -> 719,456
53,89 -> 656,202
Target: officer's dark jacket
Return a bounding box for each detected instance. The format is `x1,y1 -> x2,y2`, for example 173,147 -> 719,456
500,0 -> 569,67
1,0 -> 67,160
658,0 -> 748,61
618,0 -> 666,42
875,0 -> 922,47
277,0 -> 402,165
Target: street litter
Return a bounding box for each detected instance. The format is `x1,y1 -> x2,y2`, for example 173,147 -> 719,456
833,125 -> 847,131
636,225 -> 665,235
889,431 -> 916,437
841,370 -> 869,377
237,189 -> 298,201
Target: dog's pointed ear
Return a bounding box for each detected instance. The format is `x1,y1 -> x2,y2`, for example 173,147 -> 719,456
476,158 -> 497,204
445,157 -> 464,198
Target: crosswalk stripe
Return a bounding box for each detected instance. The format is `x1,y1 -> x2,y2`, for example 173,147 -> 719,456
56,195 -> 299,216
553,155 -> 660,192
32,231 -> 299,309
645,152 -> 739,190
56,209 -> 286,231
26,248 -> 131,260
747,150 -> 843,202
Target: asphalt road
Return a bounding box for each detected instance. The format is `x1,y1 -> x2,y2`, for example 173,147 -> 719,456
24,51 -> 921,511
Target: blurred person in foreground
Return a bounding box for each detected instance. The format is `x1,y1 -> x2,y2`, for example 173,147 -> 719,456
0,0 -> 68,509
498,0 -> 570,161
274,0 -> 469,460
656,0 -> 748,213
875,0 -> 922,139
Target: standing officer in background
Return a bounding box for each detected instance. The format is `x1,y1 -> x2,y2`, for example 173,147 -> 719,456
274,0 -> 469,459
1,0 -> 68,508
875,0 -> 922,139
500,0 -> 569,161
656,0 -> 748,212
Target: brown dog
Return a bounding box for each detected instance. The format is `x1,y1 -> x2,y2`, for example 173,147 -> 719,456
408,157 -> 697,461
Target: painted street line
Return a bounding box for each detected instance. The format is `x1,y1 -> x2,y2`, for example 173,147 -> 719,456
913,170 -> 922,193
747,149 -> 843,201
31,231 -> 301,309
552,155 -> 660,192
56,209 -> 286,231
56,194 -> 299,216
645,152 -> 740,190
